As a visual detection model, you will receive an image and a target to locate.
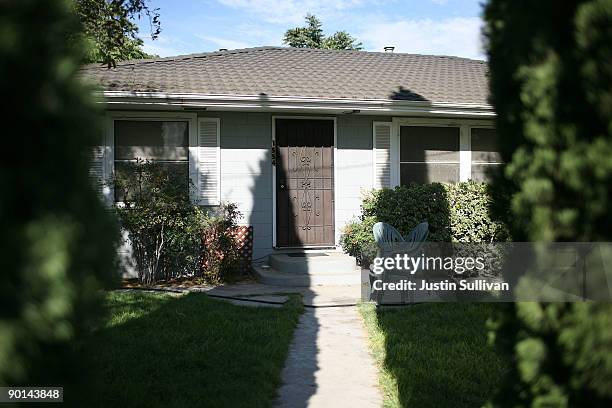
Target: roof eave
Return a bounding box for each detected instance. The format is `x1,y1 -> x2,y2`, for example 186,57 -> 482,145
100,91 -> 496,117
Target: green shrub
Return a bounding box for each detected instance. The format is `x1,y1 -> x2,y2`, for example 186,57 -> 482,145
484,0 -> 612,406
0,0 -> 118,391
201,202 -> 244,284
115,160 -> 244,284
115,160 -> 204,284
362,182 -> 453,241
339,217 -> 376,264
340,181 -> 510,261
448,181 -> 510,243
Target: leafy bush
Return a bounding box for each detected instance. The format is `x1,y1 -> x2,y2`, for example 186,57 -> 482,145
201,202 -> 244,284
115,160 -> 244,284
448,181 -> 510,243
115,160 -> 204,284
340,181 -> 510,261
361,182 -> 453,241
339,217 -> 377,265
0,0 -> 118,391
484,0 -> 612,406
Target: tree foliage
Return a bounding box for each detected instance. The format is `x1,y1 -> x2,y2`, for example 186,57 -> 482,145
322,31 -> 362,50
83,36 -> 157,65
0,0 -> 118,392
485,0 -> 612,406
284,14 -> 324,49
486,0 -> 612,242
74,0 -> 161,66
283,14 -> 362,50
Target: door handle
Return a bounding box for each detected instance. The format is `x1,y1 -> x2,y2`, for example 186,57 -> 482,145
280,183 -> 285,190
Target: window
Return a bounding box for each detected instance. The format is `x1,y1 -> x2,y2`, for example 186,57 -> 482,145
114,120 -> 189,202
400,126 -> 460,184
470,128 -> 502,182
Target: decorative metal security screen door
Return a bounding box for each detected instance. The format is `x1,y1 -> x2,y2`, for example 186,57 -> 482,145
275,119 -> 334,247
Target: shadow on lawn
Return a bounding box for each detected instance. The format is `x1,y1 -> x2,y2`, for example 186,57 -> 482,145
373,303 -> 509,408
75,292 -> 302,408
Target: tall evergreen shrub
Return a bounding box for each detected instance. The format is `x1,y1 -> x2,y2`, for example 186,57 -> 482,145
485,0 -> 612,405
0,0 -> 118,391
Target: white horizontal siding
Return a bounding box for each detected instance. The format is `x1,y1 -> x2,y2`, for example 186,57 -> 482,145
335,122 -> 377,243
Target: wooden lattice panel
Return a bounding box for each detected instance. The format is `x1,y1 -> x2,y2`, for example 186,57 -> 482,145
201,225 -> 253,276
233,225 -> 253,265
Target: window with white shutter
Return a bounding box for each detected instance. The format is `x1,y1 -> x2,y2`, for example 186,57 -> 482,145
113,120 -> 190,202
373,122 -> 392,189
197,118 -> 220,205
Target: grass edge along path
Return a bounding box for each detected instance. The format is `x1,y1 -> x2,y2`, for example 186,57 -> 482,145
76,291 -> 302,408
359,302 -> 509,408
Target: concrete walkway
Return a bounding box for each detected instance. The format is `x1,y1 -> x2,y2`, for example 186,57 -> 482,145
274,306 -> 382,408
125,268 -> 371,307
201,281 -> 366,307
119,280 -> 383,406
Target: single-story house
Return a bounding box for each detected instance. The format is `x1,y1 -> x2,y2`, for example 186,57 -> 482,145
81,46 -> 499,264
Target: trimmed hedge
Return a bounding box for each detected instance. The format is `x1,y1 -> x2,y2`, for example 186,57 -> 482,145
340,181 -> 510,260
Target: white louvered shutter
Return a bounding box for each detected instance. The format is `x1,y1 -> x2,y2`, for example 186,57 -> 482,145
90,140 -> 106,198
373,122 -> 392,189
197,118 -> 220,205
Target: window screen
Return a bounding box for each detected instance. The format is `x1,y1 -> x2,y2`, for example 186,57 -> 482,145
114,120 -> 189,201
400,126 -> 460,184
470,128 -> 502,182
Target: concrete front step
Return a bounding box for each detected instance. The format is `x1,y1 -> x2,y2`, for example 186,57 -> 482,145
253,264 -> 362,286
269,252 -> 357,274
253,250 -> 361,286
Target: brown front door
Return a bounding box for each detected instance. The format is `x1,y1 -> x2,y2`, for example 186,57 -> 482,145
276,119 -> 334,247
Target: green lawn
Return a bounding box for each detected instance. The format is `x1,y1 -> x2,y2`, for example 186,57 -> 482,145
76,291 -> 302,408
359,303 -> 509,408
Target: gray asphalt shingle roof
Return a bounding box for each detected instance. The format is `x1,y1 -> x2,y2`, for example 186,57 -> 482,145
81,46 -> 489,106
